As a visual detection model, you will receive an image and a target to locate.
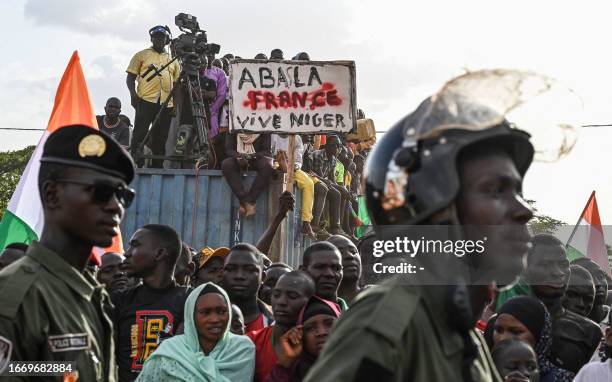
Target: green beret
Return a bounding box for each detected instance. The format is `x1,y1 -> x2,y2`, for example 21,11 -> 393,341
40,125 -> 135,183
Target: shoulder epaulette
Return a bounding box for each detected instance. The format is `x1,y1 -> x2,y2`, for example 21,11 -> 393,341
0,258 -> 41,319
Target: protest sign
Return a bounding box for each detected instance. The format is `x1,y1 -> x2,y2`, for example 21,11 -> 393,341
229,59 -> 356,134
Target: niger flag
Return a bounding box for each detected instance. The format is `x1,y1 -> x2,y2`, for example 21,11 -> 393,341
566,191 -> 610,275
0,51 -> 124,264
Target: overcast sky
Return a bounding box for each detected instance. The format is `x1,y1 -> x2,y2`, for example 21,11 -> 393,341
2,0 -> 612,227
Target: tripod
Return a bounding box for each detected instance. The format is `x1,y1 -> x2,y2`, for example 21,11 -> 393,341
133,54 -> 212,169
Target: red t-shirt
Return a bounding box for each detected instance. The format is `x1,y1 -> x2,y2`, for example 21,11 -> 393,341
247,326 -> 278,382
245,313 -> 266,333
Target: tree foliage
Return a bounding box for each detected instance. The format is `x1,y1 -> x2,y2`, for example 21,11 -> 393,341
0,146 -> 35,219
525,199 -> 566,235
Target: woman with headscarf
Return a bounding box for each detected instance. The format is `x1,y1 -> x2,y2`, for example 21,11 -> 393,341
265,296 -> 342,382
136,283 -> 255,381
486,296 -> 574,382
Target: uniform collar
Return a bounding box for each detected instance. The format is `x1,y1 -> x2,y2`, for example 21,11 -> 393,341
28,241 -> 96,301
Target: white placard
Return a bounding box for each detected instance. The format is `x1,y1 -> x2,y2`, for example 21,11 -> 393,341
229,59 -> 356,134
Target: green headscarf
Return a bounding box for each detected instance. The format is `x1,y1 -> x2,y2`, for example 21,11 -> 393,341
136,283 -> 255,381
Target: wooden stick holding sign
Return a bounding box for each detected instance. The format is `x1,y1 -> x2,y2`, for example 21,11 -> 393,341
284,136 -> 296,191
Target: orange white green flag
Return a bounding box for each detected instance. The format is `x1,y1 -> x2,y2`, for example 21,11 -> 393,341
566,191 -> 611,275
0,51 -> 123,263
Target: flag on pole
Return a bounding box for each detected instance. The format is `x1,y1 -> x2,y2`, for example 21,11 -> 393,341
0,51 -> 124,263
566,191 -> 611,275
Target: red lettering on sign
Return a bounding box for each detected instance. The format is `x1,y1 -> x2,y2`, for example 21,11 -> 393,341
241,83 -> 342,111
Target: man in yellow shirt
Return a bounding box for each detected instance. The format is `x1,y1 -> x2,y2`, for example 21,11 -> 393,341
126,25 -> 180,168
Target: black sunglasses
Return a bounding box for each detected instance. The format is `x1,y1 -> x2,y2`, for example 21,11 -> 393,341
57,179 -> 136,208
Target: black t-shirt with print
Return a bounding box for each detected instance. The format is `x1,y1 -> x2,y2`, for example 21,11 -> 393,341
111,282 -> 190,381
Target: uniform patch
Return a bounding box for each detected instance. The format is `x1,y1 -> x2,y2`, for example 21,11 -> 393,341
0,335 -> 12,373
48,333 -> 90,352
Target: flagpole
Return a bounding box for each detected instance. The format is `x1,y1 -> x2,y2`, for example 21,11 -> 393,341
565,190 -> 596,247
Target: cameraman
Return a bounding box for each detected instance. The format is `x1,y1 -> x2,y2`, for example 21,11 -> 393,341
126,25 -> 180,168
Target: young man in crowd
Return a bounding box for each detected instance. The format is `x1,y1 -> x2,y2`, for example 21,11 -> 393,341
113,224 -> 190,381
328,235 -> 363,305
300,241 -> 348,311
524,233 -> 603,373
562,264 -> 596,318
306,92 -> 536,381
96,97 -> 131,149
98,252 -> 134,294
126,25 -> 180,168
173,242 -> 196,287
97,252 -> 123,285
572,257 -> 610,323
222,243 -> 274,332
0,125 -> 135,381
248,271 -> 315,381
259,263 -> 293,305
0,242 -> 28,271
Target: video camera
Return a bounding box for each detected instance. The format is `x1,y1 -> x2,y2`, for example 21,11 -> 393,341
173,13 -> 221,58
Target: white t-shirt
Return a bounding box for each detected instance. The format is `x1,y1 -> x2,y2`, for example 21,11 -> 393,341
271,135 -> 304,169
573,359 -> 612,382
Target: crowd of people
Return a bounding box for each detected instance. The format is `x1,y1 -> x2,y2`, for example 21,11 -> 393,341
95,24 -> 376,239
1,23 -> 612,382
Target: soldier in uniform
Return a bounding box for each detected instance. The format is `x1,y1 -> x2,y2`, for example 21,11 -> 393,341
305,80 -> 536,381
0,125 -> 135,381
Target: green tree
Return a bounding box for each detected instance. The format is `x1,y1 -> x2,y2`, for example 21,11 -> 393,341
525,199 -> 566,235
0,146 -> 36,219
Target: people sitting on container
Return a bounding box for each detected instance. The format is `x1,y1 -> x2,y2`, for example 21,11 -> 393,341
335,146 -> 357,237
222,133 -> 274,218
308,135 -> 349,237
272,133 -> 316,238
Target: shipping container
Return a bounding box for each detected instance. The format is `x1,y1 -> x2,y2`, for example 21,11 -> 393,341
121,169 -> 310,268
